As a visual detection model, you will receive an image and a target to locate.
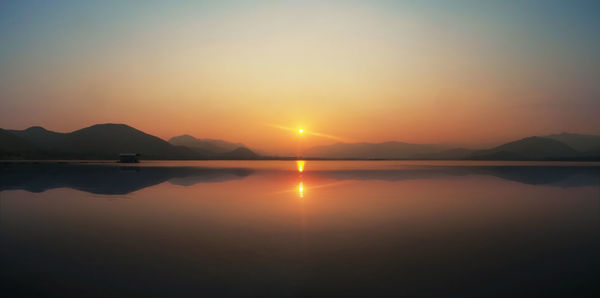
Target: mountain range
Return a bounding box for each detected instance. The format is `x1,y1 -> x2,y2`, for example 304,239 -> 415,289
304,141 -> 445,159
1,124 -> 257,160
304,133 -> 600,160
1,124 -> 599,160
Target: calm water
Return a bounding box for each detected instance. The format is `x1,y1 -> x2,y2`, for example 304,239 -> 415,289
1,161 -> 599,297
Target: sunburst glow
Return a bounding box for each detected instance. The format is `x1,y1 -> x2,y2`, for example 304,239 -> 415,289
267,124 -> 352,142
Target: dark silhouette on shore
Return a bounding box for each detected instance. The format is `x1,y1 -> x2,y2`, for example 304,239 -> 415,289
2,124 -> 258,160
1,123 -> 599,160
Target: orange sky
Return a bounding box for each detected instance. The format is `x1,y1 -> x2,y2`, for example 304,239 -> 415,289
1,1 -> 599,154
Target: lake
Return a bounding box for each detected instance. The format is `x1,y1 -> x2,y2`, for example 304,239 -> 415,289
1,161 -> 599,297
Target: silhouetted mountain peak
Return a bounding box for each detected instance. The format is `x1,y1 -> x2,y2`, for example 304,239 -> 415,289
58,123 -> 185,158
1,123 -> 262,160
24,126 -> 51,132
173,134 -> 196,141
16,126 -> 62,135
73,123 -> 140,134
496,136 -> 573,149
7,126 -> 66,151
544,132 -> 600,152
468,136 -> 578,160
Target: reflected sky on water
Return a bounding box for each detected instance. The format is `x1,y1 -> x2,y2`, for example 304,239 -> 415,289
1,161 -> 599,297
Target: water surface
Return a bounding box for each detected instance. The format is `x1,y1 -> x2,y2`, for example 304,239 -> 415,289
1,161 -> 599,297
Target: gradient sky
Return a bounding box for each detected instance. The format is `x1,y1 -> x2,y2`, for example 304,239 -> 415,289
1,0 -> 599,153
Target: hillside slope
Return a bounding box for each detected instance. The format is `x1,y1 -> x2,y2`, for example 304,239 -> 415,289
468,137 -> 578,160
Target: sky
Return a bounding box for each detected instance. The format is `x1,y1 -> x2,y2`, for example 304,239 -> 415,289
1,0 -> 599,153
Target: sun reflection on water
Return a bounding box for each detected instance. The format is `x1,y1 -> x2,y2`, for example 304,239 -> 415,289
297,160 -> 305,198
298,182 -> 304,198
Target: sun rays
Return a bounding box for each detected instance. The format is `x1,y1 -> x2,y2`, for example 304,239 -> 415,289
266,123 -> 353,142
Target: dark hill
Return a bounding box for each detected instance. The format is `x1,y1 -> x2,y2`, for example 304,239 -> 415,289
61,124 -> 202,159
3,124 -> 597,161
544,133 -> 600,152
468,136 -> 578,160
8,126 -> 67,149
5,124 -> 207,159
0,129 -> 38,158
3,124 -> 262,160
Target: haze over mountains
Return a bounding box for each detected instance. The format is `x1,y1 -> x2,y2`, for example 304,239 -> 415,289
305,134 -> 600,160
168,135 -> 246,154
1,123 -> 599,160
304,142 -> 445,160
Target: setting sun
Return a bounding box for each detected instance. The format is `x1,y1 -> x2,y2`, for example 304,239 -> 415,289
1,1 -> 598,296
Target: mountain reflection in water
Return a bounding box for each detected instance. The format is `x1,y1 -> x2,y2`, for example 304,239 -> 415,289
1,161 -> 599,297
1,162 -> 598,195
0,163 -> 253,194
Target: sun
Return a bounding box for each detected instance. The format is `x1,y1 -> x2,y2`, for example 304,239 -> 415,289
298,129 -> 304,134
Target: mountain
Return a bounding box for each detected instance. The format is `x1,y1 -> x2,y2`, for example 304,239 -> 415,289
413,148 -> 475,160
544,133 -> 600,152
2,124 -> 261,160
169,134 -> 245,154
302,134 -> 598,160
0,128 -> 38,158
2,124 -> 598,161
4,124 -> 206,159
8,126 -> 67,150
60,124 -> 205,159
218,147 -> 259,159
468,136 -> 578,160
303,141 -> 445,159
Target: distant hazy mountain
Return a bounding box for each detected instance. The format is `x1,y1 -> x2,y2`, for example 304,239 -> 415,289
544,133 -> 600,152
304,141 -> 445,159
169,134 -> 244,154
413,148 -> 475,160
303,134 -> 599,160
218,147 -> 258,159
468,136 -> 578,160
